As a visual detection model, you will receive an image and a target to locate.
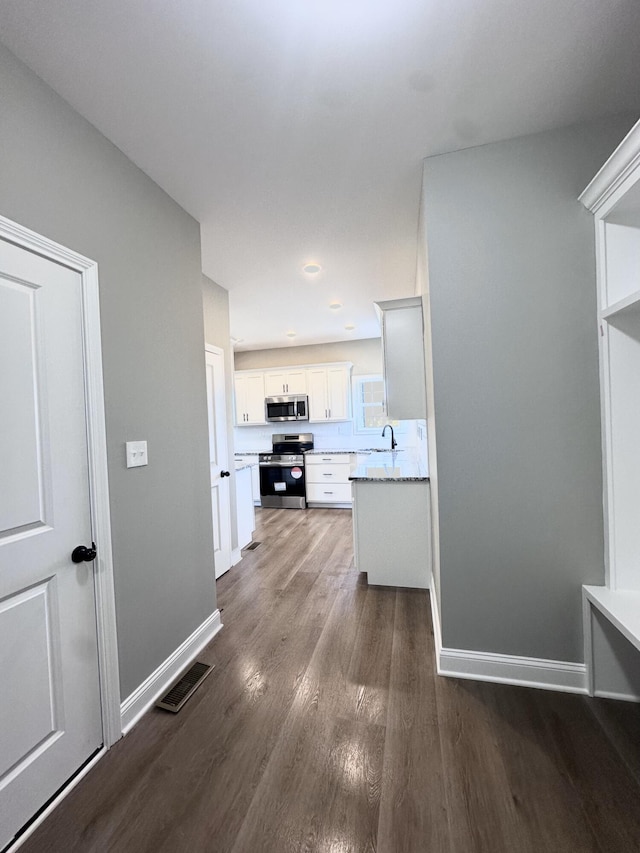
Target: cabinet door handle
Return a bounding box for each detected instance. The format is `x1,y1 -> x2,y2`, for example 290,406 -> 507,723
322,473 -> 333,477
323,491 -> 334,495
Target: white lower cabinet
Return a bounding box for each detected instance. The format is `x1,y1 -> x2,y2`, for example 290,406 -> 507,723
305,454 -> 354,507
235,465 -> 256,550
235,457 -> 261,505
352,480 -> 431,588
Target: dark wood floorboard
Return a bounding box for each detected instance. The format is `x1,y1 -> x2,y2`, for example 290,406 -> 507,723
18,507 -> 640,853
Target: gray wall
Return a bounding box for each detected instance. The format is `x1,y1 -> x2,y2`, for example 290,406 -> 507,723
234,337 -> 382,374
203,275 -> 238,549
0,44 -> 216,699
422,115 -> 637,663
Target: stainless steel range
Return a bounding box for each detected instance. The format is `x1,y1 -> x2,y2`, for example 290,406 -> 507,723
259,433 -> 314,509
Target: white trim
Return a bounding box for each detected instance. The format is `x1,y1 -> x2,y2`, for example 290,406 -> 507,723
429,573 -> 443,663
120,609 -> 223,734
582,587 -> 595,696
437,647 -> 588,695
0,214 -> 121,747
594,688 -> 640,703
579,118 -> 640,213
80,260 -> 121,748
7,748 -> 107,852
430,573 -> 586,694
231,547 -> 242,566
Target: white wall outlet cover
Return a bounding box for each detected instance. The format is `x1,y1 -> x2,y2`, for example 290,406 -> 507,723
126,440 -> 148,468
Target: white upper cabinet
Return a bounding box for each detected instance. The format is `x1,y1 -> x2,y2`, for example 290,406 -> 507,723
263,369 -> 307,396
326,365 -> 350,421
306,364 -> 351,422
375,296 -> 427,420
234,362 -> 352,426
234,371 -> 265,425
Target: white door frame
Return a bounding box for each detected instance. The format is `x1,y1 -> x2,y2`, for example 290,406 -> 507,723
0,214 -> 121,750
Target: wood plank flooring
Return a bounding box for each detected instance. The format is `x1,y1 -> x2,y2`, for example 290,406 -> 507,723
17,507 -> 640,853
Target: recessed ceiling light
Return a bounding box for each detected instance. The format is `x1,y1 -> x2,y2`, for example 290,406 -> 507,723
286,331 -> 297,338
345,324 -> 356,331
329,302 -> 342,310
303,263 -> 322,275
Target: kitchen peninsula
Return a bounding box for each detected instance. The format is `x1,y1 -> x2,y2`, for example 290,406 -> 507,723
350,451 -> 431,588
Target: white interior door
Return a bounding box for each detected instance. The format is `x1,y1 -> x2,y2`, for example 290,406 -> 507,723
205,347 -> 232,579
0,238 -> 103,849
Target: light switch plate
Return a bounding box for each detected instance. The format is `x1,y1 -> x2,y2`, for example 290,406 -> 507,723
126,440 -> 148,468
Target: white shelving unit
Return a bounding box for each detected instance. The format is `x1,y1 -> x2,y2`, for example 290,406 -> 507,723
580,118 -> 640,701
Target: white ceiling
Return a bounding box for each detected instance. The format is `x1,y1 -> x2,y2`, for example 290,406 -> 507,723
2,0 -> 640,351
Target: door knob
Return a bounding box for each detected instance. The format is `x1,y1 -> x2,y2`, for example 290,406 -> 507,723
71,542 -> 97,563
220,470 -> 231,477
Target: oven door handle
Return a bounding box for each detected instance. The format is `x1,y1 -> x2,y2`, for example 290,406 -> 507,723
259,461 -> 304,468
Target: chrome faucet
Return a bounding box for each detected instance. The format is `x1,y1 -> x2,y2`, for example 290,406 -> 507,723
382,424 -> 397,450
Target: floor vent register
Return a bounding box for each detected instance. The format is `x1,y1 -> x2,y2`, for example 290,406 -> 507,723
156,661 -> 213,713
244,541 -> 261,551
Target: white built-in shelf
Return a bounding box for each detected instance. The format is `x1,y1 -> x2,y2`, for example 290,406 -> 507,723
584,585 -> 640,655
602,288 -> 640,322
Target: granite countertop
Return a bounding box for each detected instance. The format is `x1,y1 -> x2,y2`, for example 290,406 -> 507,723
305,449 -> 365,456
304,447 -> 398,456
349,451 -> 429,482
234,460 -> 258,471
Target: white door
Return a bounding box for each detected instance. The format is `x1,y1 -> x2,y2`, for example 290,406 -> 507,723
205,347 -> 232,579
0,238 -> 102,849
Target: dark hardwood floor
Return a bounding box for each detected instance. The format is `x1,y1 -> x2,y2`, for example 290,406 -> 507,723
19,507 -> 640,852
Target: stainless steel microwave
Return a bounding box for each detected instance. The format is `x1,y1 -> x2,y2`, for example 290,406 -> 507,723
265,395 -> 309,422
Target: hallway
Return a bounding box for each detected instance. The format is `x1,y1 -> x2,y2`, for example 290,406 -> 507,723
19,507 -> 640,852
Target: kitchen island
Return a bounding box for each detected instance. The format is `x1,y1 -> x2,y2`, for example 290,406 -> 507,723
350,451 -> 431,588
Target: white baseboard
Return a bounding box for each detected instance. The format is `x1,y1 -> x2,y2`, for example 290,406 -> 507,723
231,547 -> 242,566
594,688 -> 640,703
429,577 -> 442,660
120,609 -> 223,734
437,647 -> 588,694
429,573 -> 587,695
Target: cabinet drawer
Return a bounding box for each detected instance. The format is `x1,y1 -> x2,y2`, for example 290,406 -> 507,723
306,454 -> 353,466
305,462 -> 352,484
306,483 -> 353,504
